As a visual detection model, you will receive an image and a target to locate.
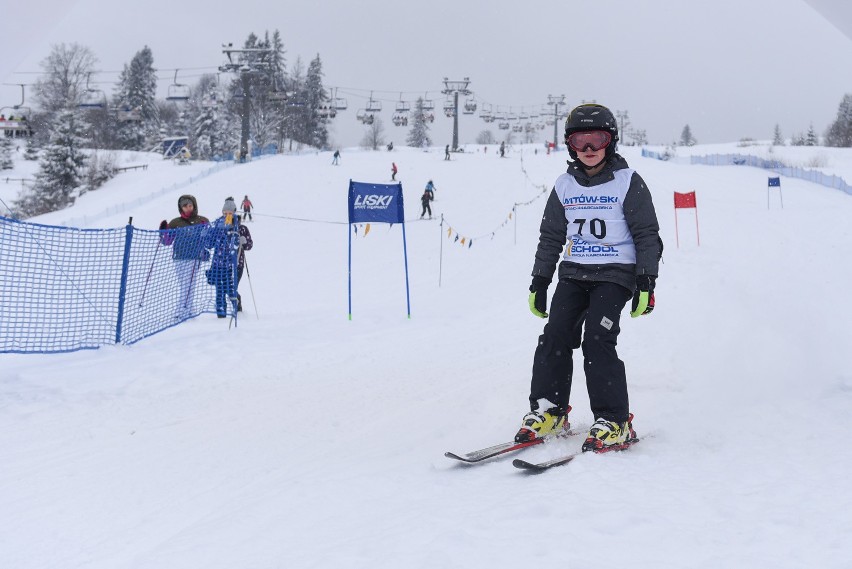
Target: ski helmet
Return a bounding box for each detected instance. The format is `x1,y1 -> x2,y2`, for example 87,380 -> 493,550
564,103 -> 619,161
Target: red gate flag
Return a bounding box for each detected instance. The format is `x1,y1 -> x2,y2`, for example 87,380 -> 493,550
674,191 -> 697,209
673,191 -> 700,247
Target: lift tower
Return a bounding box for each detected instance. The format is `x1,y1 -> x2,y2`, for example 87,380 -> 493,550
442,77 -> 472,152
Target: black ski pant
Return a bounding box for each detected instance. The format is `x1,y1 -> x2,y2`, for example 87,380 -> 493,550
421,202 -> 431,218
529,279 -> 632,423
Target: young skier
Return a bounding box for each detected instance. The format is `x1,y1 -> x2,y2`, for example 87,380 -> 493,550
420,188 -> 433,219
515,103 -> 661,453
241,195 -> 253,221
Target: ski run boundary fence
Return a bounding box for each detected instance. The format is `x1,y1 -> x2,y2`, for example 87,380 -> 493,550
641,148 -> 852,196
0,216 -> 240,354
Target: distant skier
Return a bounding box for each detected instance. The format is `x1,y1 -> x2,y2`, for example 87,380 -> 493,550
445,144 -> 451,160
515,103 -> 662,454
391,162 -> 398,181
241,195 -> 253,221
332,149 -> 340,165
424,179 -> 436,201
499,141 -> 505,158
420,189 -> 433,219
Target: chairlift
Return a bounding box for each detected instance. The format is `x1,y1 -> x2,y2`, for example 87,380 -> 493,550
422,95 -> 435,112
395,95 -> 410,114
116,105 -> 142,123
333,97 -> 348,111
0,84 -> 34,136
166,70 -> 191,102
392,111 -> 408,127
443,97 -> 455,118
366,92 -> 382,113
356,109 -> 375,125
318,104 -> 337,119
463,97 -> 477,115
201,93 -> 219,109
423,111 -> 435,123
512,124 -> 523,133
78,73 -> 107,109
268,89 -> 288,102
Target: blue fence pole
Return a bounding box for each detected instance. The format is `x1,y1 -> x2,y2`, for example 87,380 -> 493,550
114,221 -> 134,344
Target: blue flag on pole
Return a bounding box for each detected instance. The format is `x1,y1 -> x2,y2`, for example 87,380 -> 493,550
348,181 -> 404,223
768,177 -> 781,187
347,180 -> 410,319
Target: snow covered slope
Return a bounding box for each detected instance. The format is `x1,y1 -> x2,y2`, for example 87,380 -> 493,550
2,142 -> 851,568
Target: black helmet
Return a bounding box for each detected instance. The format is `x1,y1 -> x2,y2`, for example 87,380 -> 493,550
564,103 -> 619,160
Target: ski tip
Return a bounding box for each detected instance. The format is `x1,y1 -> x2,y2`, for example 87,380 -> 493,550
444,451 -> 475,463
512,458 -> 547,471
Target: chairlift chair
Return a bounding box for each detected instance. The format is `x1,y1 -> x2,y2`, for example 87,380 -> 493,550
78,73 -> 107,109
422,95 -> 435,112
395,94 -> 410,114
166,70 -> 191,102
116,105 -> 142,122
356,109 -> 375,125
268,89 -> 288,102
365,95 -> 382,113
201,93 -> 219,109
463,98 -> 477,115
443,98 -> 455,118
392,111 -> 409,127
333,97 -> 348,111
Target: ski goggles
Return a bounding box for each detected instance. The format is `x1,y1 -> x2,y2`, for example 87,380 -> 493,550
566,130 -> 612,152
179,197 -> 193,208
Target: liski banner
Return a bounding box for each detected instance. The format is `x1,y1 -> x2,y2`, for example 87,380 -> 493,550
347,180 -> 411,319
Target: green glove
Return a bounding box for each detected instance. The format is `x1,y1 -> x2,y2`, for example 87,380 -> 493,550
630,275 -> 656,318
528,276 -> 550,318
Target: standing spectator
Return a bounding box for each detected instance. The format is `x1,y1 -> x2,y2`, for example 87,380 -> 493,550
499,141 -> 506,158
332,149 -> 341,165
160,194 -> 210,319
241,195 -> 254,221
391,162 -> 398,181
445,144 -> 451,160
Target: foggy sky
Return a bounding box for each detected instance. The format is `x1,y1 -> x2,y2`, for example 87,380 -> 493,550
3,0 -> 852,147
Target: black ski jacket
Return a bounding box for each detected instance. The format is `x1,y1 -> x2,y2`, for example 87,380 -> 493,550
532,154 -> 661,292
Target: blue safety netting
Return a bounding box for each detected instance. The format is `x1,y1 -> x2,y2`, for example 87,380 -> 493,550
0,215 -> 240,354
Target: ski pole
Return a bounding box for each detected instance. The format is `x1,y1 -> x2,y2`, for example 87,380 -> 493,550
138,239 -> 163,308
243,256 -> 259,319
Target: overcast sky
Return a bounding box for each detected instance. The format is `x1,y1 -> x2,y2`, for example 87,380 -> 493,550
3,0 -> 852,147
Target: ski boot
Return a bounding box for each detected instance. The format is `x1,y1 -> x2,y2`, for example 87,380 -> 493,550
582,413 -> 637,453
514,404 -> 571,443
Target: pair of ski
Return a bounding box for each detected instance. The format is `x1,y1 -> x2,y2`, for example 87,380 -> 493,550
445,431 -> 638,471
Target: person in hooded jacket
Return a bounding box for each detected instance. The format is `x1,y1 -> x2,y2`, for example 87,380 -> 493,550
159,194 -> 210,318
515,103 -> 662,454
205,197 -> 252,317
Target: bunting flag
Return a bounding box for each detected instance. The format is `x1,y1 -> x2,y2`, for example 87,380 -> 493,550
364,223 -> 371,236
